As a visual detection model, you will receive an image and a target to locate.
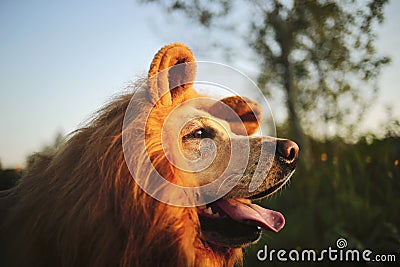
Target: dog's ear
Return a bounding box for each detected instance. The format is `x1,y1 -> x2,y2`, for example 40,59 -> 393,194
209,96 -> 262,135
148,43 -> 196,106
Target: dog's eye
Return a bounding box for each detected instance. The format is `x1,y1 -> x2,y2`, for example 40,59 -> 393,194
193,129 -> 206,138
186,128 -> 213,139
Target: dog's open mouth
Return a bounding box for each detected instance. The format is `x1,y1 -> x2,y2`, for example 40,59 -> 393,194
197,180 -> 289,248
198,199 -> 284,247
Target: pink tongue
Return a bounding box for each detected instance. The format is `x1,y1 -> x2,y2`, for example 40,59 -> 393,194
213,199 -> 285,232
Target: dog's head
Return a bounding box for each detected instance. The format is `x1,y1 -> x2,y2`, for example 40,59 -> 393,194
137,43 -> 299,248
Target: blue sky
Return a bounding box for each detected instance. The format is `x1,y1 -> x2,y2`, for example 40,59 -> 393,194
0,0 -> 399,168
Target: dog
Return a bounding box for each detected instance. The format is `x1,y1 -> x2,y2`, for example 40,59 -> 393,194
0,43 -> 298,266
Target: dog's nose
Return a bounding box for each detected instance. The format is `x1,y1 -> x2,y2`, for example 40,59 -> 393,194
276,139 -> 299,164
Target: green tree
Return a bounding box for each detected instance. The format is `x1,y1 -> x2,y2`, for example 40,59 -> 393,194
141,0 -> 390,163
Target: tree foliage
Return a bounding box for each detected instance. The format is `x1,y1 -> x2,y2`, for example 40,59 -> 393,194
249,0 -> 390,142
140,0 -> 231,27
140,0 -> 390,148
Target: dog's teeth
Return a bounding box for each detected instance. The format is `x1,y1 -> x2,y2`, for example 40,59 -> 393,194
204,207 -> 213,215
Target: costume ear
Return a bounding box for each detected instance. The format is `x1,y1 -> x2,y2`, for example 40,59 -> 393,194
209,96 -> 262,136
148,43 -> 196,106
